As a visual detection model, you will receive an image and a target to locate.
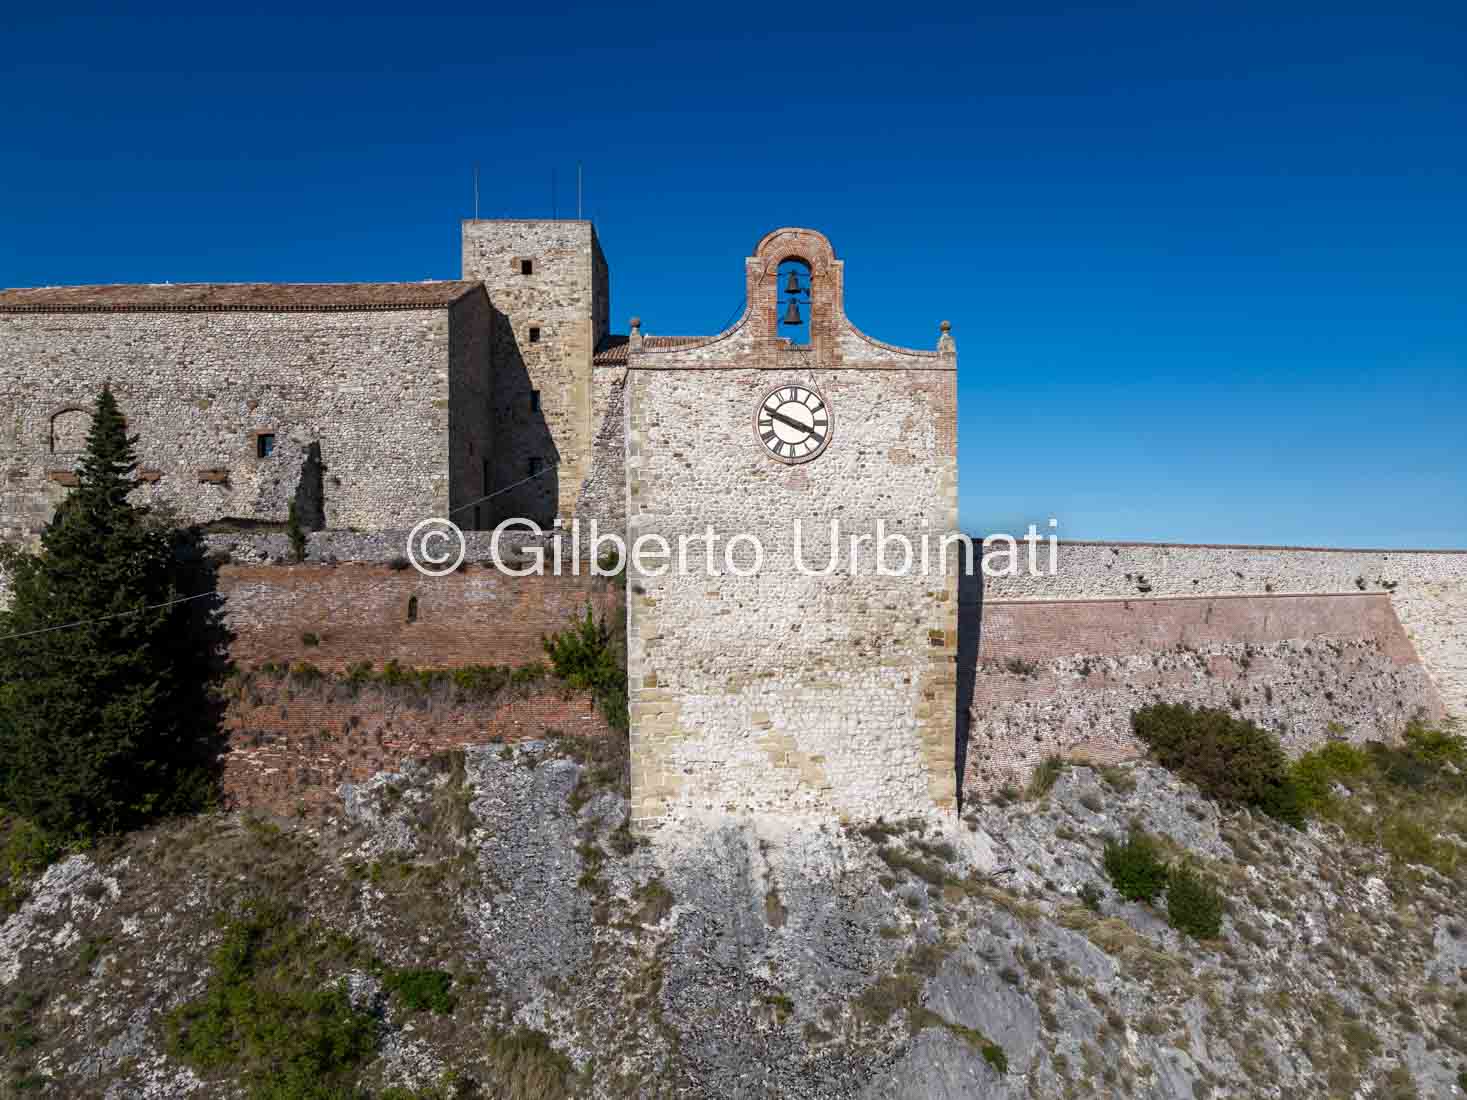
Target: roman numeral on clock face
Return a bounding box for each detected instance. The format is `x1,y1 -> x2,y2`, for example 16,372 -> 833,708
756,384 -> 831,463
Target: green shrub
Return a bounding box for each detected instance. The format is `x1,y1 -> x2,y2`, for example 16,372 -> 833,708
1078,882 -> 1103,913
1292,742 -> 1372,813
382,968 -> 454,1014
1102,831 -> 1170,903
981,1041 -> 1009,1074
164,899 -> 379,1099
1287,723 -> 1467,873
1165,865 -> 1224,939
543,606 -> 627,732
1131,703 -> 1304,826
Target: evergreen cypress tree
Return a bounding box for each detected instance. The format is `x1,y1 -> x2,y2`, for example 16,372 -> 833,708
0,387 -> 218,838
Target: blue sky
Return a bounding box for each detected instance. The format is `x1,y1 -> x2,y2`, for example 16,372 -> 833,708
4,4 -> 1464,547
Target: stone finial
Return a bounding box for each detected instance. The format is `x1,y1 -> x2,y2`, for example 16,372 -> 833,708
938,320 -> 955,355
629,316 -> 643,351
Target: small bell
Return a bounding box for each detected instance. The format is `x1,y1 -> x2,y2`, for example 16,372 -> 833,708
784,270 -> 801,295
782,299 -> 803,326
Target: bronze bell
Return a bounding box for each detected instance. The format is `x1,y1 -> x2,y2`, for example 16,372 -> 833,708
784,270 -> 801,294
782,299 -> 803,326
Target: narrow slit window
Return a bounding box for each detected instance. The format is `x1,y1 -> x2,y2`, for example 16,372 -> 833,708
528,326 -> 541,343
256,433 -> 276,458
406,595 -> 419,623
530,390 -> 541,413
520,259 -> 533,276
528,457 -> 543,476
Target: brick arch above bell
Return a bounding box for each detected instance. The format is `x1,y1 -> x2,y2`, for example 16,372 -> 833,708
753,226 -> 837,276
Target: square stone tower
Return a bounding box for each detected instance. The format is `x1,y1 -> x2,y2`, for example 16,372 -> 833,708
624,228 -> 959,826
462,220 -> 609,525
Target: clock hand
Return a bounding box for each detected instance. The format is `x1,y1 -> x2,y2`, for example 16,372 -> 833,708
764,407 -> 816,434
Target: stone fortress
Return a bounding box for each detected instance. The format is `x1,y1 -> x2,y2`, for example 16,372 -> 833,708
1,220 -> 1463,825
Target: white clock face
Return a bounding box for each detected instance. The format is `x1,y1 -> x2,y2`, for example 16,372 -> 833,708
756,384 -> 832,463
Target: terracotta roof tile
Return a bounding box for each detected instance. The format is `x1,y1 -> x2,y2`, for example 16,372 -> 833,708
0,281 -> 485,313
593,334 -> 708,365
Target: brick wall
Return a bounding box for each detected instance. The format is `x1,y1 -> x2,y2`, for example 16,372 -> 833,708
220,562 -> 620,671
214,562 -> 623,814
962,591 -> 1444,796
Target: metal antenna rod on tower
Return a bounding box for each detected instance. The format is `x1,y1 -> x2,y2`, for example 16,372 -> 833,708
577,162 -> 582,220
552,167 -> 557,220
473,163 -> 479,220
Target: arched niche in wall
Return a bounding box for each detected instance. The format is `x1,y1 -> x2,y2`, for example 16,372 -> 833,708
49,407 -> 91,454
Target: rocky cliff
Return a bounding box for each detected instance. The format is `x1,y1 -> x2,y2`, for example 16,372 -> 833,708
2,738 -> 1464,1099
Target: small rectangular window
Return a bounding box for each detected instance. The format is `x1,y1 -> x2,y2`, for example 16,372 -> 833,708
473,505 -> 481,529
528,457 -> 543,476
482,459 -> 491,494
530,390 -> 541,413
256,433 -> 275,458
520,259 -> 533,276
528,326 -> 541,343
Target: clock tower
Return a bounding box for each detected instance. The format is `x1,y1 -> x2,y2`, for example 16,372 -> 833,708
621,228 -> 959,827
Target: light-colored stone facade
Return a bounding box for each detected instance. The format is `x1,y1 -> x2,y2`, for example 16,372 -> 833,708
461,220 -> 609,526
0,283 -> 491,539
624,228 -> 960,826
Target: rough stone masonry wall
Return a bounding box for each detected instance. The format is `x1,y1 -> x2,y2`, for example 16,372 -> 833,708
625,227 -> 960,828
0,307 -> 460,539
963,591 -> 1444,795
983,542 -> 1467,720
575,366 -> 627,533
626,362 -> 957,826
461,220 -> 605,525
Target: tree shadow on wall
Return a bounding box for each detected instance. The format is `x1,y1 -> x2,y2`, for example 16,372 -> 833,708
489,308 -> 558,528
955,559 -> 983,814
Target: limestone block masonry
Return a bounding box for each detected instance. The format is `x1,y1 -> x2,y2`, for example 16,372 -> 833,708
624,228 -> 960,827
0,283 -> 492,540
461,220 -> 609,526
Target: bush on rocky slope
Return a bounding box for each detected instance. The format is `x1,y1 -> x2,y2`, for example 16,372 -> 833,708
1291,719 -> 1467,877
1131,702 -> 1306,826
1163,864 -> 1224,939
1101,830 -> 1170,903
